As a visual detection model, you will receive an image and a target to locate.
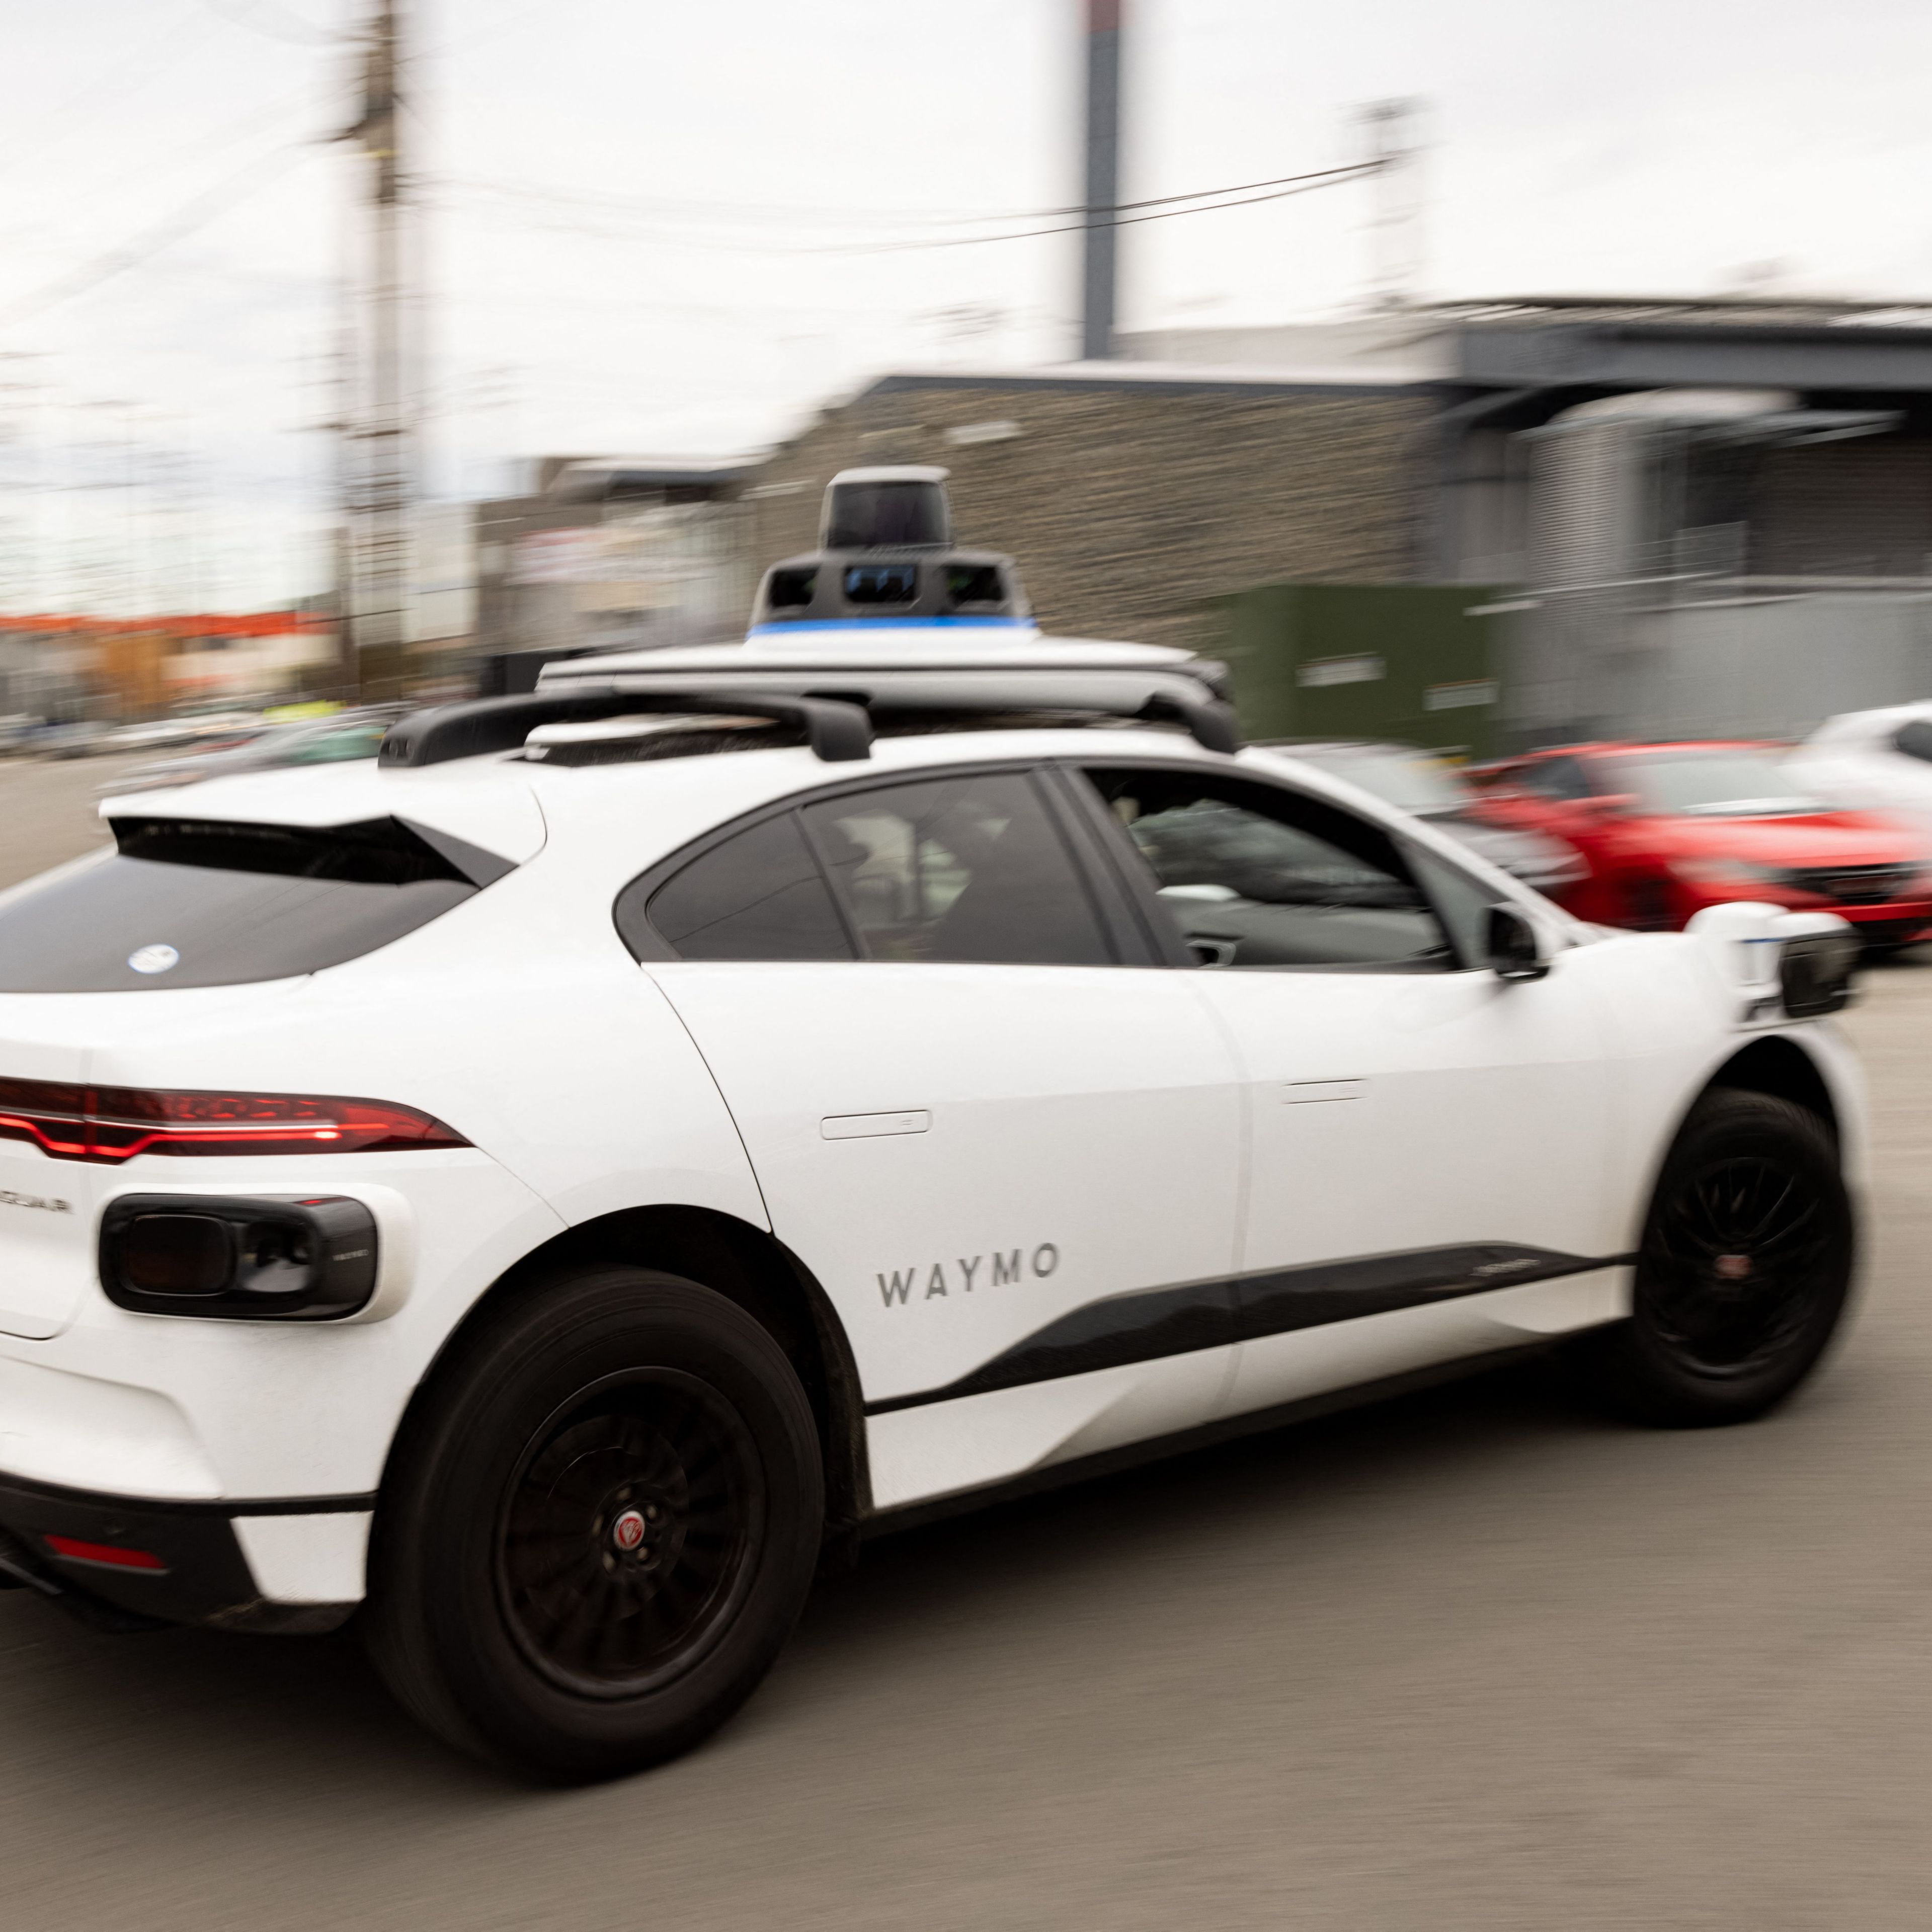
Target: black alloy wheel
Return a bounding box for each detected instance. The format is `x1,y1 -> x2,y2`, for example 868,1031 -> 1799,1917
1574,1089 -> 1854,1425
1643,1152 -> 1833,1381
498,1369 -> 762,1697
363,1266 -> 823,1782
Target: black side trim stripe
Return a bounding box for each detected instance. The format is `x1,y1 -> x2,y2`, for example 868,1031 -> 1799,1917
863,1243 -> 1634,1416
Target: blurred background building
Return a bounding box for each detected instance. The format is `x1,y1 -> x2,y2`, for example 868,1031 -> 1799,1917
723,295 -> 1932,751
471,456 -> 757,692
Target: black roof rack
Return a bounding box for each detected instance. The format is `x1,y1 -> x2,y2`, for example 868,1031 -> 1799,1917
378,677 -> 1242,769
379,689 -> 873,769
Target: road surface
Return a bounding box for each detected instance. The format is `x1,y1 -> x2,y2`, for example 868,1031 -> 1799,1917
0,753 -> 1927,1929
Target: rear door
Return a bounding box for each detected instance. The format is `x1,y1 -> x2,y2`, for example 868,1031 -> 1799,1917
1068,760 -> 1624,1421
623,762 -> 1245,1513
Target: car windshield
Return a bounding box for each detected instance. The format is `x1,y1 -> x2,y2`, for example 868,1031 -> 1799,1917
1616,751 -> 1824,817
1308,750 -> 1470,817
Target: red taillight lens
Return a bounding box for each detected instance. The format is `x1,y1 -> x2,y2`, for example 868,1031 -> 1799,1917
0,1079 -> 467,1164
44,1534 -> 168,1572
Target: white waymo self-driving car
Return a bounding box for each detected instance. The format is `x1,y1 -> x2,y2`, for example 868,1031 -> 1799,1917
0,473 -> 1865,1780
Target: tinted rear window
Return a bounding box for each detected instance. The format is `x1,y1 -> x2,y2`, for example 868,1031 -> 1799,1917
0,817 -> 487,992
635,813 -> 853,962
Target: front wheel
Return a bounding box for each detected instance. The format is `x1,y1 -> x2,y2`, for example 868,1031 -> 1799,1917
363,1267 -> 824,1782
1573,1090 -> 1854,1426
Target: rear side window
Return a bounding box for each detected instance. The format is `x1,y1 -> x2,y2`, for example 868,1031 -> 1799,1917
802,772 -> 1111,966
625,769 -> 1113,967
1895,720 -> 1932,764
633,813 -> 853,962
0,817 -> 491,993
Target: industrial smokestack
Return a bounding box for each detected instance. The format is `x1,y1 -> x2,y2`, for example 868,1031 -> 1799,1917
1081,0 -> 1121,362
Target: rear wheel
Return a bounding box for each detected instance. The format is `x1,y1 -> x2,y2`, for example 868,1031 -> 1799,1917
363,1267 -> 823,1781
1575,1090 -> 1853,1425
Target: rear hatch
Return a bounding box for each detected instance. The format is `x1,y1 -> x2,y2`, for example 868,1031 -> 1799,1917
0,765 -> 543,1340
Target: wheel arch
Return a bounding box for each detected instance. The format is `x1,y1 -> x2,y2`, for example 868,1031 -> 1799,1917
1615,1033 -> 1843,1254
379,1204 -> 870,1550
1703,1034 -> 1839,1143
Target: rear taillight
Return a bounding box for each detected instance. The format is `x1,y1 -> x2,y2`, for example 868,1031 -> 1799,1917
0,1080 -> 467,1164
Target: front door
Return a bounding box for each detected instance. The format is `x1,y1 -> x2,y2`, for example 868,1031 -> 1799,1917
1071,762 -> 1623,1420
627,764 -> 1245,1512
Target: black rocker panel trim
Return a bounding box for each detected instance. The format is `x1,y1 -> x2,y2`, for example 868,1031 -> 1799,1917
862,1243 -> 1631,1416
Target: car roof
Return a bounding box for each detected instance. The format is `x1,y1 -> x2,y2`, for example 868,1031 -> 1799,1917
99,722 -> 1445,875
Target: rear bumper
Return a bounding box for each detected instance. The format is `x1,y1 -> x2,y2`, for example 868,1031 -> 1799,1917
0,1472 -> 366,1634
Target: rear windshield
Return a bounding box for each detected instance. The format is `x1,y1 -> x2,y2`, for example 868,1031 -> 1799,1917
0,816 -> 489,992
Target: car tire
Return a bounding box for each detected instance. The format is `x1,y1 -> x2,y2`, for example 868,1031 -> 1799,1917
1572,1090 -> 1854,1427
362,1266 -> 824,1782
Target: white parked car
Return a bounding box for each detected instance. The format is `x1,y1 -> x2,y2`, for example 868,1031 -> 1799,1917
0,488 -> 1868,1780
1786,701 -> 1932,847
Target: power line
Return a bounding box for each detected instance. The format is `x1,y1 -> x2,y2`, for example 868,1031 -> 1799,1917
10,77 -> 356,251
446,158 -> 1384,238
0,141 -> 319,331
0,2 -> 222,188
442,160 -> 1384,257
828,165 -> 1384,254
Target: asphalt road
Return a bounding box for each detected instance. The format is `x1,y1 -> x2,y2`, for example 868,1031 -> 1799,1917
2,755 -> 1930,1929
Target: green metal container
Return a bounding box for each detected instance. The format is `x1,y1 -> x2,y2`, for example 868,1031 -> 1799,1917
1214,584 -> 1508,757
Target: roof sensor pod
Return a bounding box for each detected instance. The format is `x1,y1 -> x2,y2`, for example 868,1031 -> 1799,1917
752,468 -> 1028,631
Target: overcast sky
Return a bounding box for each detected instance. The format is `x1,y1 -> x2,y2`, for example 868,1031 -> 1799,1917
5,0 -> 1932,610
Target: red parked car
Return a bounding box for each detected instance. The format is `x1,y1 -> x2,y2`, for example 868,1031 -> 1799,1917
1467,741 -> 1932,947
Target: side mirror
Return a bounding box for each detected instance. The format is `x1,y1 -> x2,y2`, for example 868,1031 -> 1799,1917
1486,903 -> 1550,982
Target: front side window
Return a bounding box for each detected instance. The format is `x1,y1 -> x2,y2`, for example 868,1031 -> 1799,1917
803,771 -> 1111,967
0,816 -> 488,993
1081,768 -> 1454,972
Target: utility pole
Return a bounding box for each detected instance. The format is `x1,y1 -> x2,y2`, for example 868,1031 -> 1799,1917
342,0 -> 413,693
1080,0 -> 1122,362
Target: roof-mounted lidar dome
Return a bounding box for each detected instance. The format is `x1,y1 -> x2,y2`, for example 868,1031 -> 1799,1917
751,466 -> 1030,633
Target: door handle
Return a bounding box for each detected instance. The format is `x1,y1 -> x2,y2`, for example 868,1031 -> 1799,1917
1280,1079 -> 1365,1104
821,1110 -> 932,1140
